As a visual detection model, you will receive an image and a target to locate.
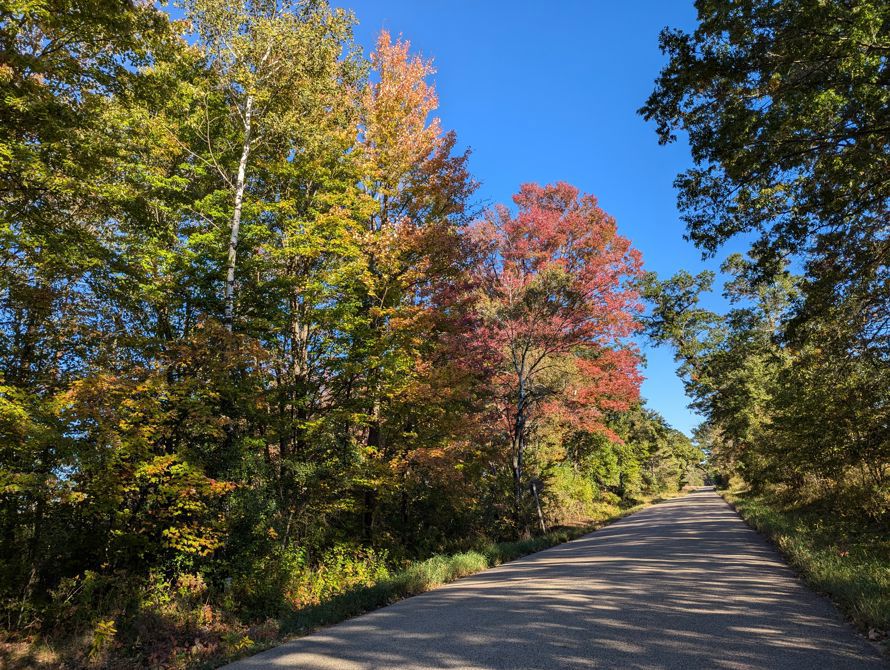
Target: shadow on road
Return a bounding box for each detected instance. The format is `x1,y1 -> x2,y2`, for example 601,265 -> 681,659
226,491 -> 886,670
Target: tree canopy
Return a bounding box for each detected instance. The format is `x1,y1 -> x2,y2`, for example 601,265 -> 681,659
642,0 -> 888,519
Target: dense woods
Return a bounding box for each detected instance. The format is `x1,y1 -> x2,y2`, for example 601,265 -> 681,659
641,0 -> 888,518
0,1 -> 702,666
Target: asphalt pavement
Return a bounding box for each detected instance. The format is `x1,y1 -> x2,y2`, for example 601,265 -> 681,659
226,488 -> 886,669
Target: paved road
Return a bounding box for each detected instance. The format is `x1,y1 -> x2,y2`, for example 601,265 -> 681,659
227,489 -> 886,669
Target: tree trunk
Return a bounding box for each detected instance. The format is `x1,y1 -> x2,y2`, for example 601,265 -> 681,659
362,399 -> 383,542
531,479 -> 546,534
512,374 -> 527,532
362,486 -> 377,542
512,444 -> 523,527
294,297 -> 310,454
224,94 -> 254,332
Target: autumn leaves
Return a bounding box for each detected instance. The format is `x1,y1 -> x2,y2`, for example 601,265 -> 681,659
468,183 -> 643,520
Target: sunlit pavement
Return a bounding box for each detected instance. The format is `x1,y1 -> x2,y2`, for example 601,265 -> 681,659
226,488 -> 886,669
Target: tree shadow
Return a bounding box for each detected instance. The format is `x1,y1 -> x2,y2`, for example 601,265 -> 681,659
227,491 -> 885,669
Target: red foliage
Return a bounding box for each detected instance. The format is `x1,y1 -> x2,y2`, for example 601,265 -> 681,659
468,181 -> 644,446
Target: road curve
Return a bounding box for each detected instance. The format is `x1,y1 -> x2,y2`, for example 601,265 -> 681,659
226,489 -> 886,669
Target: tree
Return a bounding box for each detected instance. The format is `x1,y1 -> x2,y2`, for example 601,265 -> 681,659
639,0 -> 889,417
470,183 -> 643,528
178,0 -> 358,331
641,0 -> 889,517
349,31 -> 476,540
0,0 -> 178,626
640,0 -> 888,292
644,257 -> 797,484
1,4 -> 708,662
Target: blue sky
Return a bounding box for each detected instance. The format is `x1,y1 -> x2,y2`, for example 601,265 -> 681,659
333,0 -> 728,436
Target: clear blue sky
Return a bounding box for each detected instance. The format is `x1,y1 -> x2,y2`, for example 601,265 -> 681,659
334,0 -> 729,436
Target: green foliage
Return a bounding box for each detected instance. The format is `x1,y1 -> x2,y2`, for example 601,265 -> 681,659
646,258 -> 888,520
270,504 -> 648,645
640,0 -> 888,299
229,544 -> 390,620
642,0 -> 889,521
540,403 -> 703,530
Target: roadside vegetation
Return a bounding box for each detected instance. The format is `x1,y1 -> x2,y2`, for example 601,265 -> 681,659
643,0 -> 888,651
2,0 -> 887,667
1,495 -> 680,670
721,487 -> 889,648
642,0 -> 889,648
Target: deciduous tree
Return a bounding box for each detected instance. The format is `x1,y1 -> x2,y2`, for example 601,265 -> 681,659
470,183 -> 643,527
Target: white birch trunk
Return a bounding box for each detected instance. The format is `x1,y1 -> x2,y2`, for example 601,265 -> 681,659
224,93 -> 254,332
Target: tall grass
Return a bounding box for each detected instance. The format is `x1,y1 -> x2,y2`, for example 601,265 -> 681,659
229,501 -> 656,667
278,525 -> 619,636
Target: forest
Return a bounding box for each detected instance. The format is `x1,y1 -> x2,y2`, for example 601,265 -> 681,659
1,0 -> 887,667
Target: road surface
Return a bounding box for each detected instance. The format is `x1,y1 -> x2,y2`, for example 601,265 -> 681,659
226,488 -> 886,669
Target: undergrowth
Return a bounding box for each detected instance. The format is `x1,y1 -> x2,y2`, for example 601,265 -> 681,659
245,508 -> 650,667
1,495 -> 680,670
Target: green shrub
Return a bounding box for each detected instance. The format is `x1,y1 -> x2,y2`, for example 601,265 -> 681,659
277,514 -> 643,639
285,545 -> 390,609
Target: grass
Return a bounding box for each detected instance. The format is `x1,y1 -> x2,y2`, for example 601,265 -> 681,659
721,487 -> 889,652
277,527 -> 612,634
274,525 -> 627,637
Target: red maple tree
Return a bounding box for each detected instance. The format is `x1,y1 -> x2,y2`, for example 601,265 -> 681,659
468,182 -> 643,526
